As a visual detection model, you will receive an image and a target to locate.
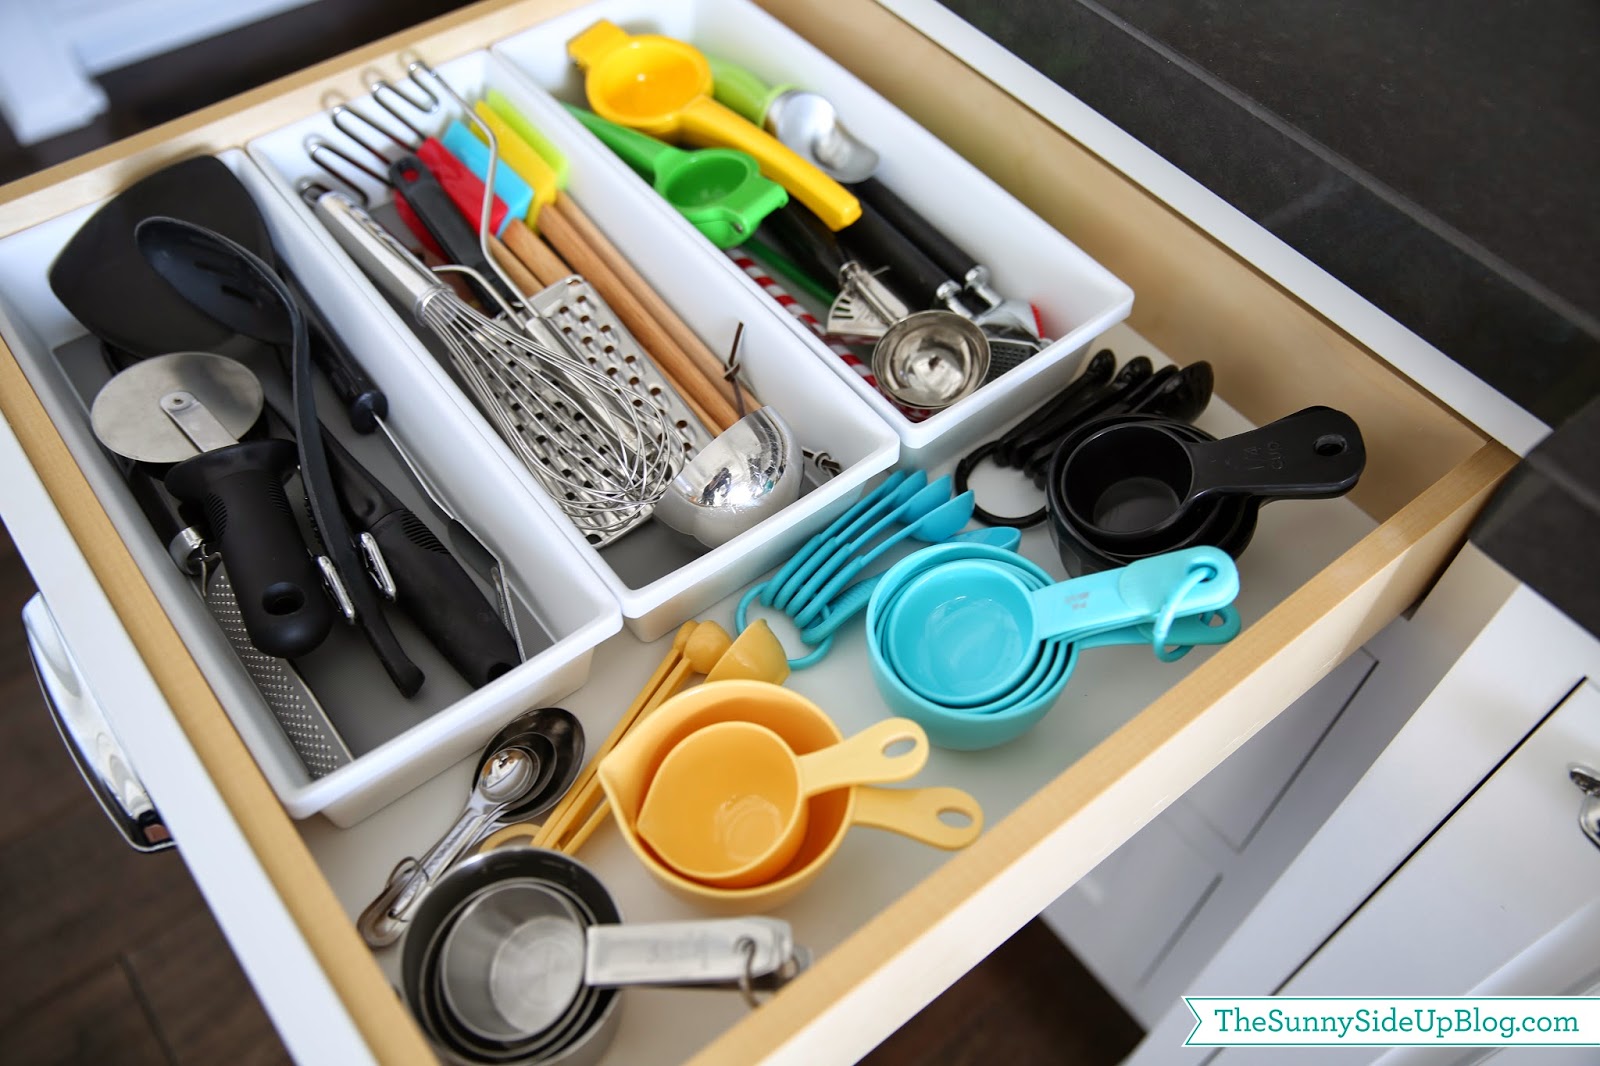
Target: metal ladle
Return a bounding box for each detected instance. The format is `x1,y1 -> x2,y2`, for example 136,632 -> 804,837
359,746 -> 540,948
654,345 -> 804,549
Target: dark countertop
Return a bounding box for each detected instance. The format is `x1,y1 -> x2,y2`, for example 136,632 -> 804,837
937,0 -> 1600,431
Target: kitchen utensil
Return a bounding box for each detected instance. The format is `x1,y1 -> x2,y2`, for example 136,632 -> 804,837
786,473 -> 949,613
1005,354 -> 1152,474
521,619 -> 787,857
549,619 -> 791,857
389,153 -> 521,307
135,214 -> 427,693
84,340 -> 354,778
1058,407 -> 1366,542
568,20 -> 859,230
402,848 -> 804,1064
48,157 -> 420,688
871,310 -> 990,410
438,879 -> 795,1040
89,352 -> 335,658
359,743 -> 544,948
310,189 -> 678,539
761,202 -> 908,342
956,348 -> 1118,528
522,276 -> 713,507
789,526 -> 1023,645
46,155 -> 383,428
882,546 -> 1240,706
137,216 -> 522,685
652,407 -> 802,547
474,706 -> 587,825
709,60 -> 1039,337
710,56 -> 880,183
401,849 -> 620,1064
1046,433 -> 1257,573
863,542 -> 1240,748
317,69 -> 754,441
767,469 -> 922,611
636,716 -> 927,887
203,567 -> 354,775
593,680 -> 982,912
565,105 -> 788,248
791,491 -> 974,630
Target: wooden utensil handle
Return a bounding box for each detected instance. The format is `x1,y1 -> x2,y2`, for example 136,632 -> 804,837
489,234 -> 544,294
547,194 -> 753,427
501,220 -> 571,288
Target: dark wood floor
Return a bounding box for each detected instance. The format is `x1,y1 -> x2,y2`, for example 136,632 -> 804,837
0,533 -> 291,1065
0,1 -> 1144,1061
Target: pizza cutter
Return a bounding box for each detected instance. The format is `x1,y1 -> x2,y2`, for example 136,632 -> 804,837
90,351 -> 334,658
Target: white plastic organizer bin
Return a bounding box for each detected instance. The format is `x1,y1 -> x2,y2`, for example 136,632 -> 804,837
246,50 -> 901,642
490,0 -> 1136,470
0,150 -> 622,826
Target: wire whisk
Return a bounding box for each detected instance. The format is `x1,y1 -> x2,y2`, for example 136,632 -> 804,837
312,189 -> 679,536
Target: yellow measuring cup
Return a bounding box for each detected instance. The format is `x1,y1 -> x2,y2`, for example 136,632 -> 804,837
636,716 -> 927,888
568,20 -> 860,231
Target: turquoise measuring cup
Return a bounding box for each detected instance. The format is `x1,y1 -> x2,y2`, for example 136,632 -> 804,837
564,104 -> 789,248
862,543 -> 1241,748
882,546 -> 1239,706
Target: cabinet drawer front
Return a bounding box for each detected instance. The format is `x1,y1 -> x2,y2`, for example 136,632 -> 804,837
0,0 -> 1514,1064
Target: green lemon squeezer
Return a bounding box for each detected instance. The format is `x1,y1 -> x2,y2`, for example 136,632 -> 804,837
564,103 -> 789,248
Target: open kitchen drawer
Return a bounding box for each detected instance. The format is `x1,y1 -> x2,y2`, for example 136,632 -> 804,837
0,0 -> 1514,1063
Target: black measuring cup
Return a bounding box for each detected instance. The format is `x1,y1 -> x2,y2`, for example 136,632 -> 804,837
1055,406 -> 1365,547
1044,414 -> 1257,573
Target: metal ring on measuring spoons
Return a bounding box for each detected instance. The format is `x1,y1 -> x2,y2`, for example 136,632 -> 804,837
735,584 -> 834,670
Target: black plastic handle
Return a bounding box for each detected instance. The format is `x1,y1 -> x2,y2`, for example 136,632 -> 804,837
369,511 -> 520,688
283,269 -> 388,434
1186,406 -> 1366,499
851,177 -> 979,281
164,439 -> 333,658
762,202 -> 848,281
321,432 -> 519,688
389,154 -> 517,308
835,200 -> 954,308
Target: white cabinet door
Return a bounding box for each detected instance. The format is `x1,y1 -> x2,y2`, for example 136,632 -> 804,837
1043,650 -> 1377,1026
1210,680 -> 1600,1065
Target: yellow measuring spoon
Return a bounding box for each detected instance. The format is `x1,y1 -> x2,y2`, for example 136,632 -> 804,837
567,20 -> 860,231
636,717 -> 927,888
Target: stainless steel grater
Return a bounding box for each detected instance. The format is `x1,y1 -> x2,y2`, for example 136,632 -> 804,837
205,568 -> 352,778
523,275 -> 714,546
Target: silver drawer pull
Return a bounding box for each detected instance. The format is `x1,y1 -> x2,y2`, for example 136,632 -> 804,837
21,594 -> 172,853
1568,764 -> 1600,854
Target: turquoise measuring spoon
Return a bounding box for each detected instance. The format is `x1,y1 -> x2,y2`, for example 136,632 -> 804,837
797,526 -> 1022,644
793,491 -> 975,629
883,546 -> 1239,706
787,474 -> 951,613
771,470 -> 928,611
564,104 -> 789,248
764,470 -> 908,609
